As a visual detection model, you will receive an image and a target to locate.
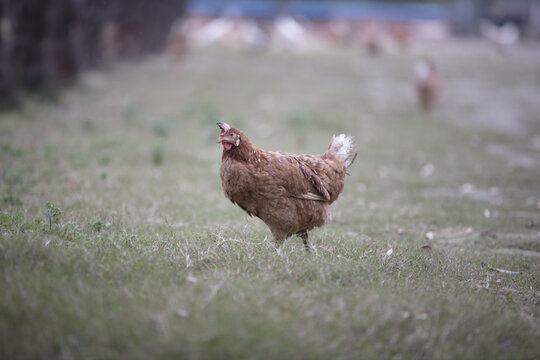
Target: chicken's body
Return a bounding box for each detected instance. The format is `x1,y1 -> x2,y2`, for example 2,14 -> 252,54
217,123 -> 356,250
415,58 -> 440,113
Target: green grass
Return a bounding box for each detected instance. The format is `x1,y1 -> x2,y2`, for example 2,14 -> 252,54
1,41 -> 539,359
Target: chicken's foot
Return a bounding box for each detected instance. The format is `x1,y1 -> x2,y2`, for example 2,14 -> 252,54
297,230 -> 311,252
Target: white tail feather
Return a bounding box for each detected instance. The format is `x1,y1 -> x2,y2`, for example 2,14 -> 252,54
328,134 -> 357,168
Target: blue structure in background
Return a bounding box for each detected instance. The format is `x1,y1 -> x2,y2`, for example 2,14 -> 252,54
187,0 -> 452,21
188,0 -> 279,18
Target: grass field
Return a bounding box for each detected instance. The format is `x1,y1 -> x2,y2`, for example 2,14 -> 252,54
1,40 -> 539,359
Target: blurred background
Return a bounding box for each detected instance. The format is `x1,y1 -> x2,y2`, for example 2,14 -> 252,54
0,0 -> 539,107
1,2 -> 540,358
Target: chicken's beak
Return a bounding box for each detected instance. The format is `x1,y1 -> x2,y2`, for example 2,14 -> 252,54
217,122 -> 231,134
217,122 -> 231,143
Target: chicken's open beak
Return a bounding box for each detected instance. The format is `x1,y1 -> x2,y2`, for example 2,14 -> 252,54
217,122 -> 231,143
217,122 -> 231,134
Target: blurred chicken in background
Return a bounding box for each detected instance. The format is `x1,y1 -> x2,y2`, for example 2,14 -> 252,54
479,19 -> 520,53
166,19 -> 189,63
325,20 -> 352,46
362,23 -> 383,55
415,58 -> 440,114
391,23 -> 411,50
273,16 -> 320,53
239,20 -> 269,53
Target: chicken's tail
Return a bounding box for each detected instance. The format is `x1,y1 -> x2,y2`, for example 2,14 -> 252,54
328,134 -> 357,168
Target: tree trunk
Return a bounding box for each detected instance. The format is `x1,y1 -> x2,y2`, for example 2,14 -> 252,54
0,0 -> 16,107
74,0 -> 111,69
45,0 -> 77,84
9,0 -> 50,90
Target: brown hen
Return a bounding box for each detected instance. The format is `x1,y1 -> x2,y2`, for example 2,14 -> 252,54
217,122 -> 356,251
415,58 -> 440,113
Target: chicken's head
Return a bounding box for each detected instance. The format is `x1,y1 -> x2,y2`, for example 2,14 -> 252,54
415,58 -> 436,81
217,122 -> 240,151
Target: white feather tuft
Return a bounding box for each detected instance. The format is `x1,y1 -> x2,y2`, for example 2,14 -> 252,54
329,134 -> 357,168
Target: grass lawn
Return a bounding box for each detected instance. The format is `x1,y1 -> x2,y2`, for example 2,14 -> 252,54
1,40 -> 539,359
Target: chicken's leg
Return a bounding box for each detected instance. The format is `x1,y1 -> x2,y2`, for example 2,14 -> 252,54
297,230 -> 311,252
